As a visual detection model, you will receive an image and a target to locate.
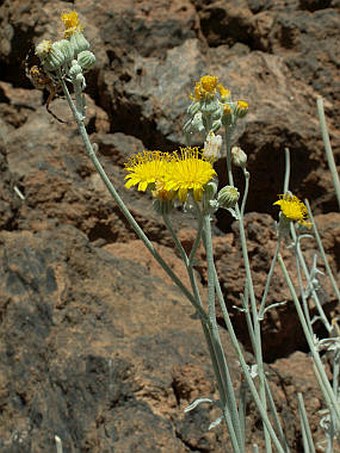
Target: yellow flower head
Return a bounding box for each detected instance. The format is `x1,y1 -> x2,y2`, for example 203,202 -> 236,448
273,194 -> 312,228
193,75 -> 219,101
61,11 -> 83,37
124,151 -> 170,192
164,147 -> 217,203
235,100 -> 249,118
218,83 -> 231,99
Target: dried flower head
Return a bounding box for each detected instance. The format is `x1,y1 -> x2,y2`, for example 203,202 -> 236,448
35,39 -> 53,59
274,194 -> 312,228
203,132 -> 223,161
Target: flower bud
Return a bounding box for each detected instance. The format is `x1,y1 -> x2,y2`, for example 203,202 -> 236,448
187,101 -> 201,116
211,119 -> 222,132
68,60 -> 82,79
203,132 -> 222,161
222,104 -> 233,126
43,43 -> 66,71
231,146 -> 247,169
217,185 -> 240,209
52,39 -> 74,62
234,100 -> 248,118
77,50 -> 96,71
184,112 -> 205,134
69,31 -> 90,56
202,180 -> 218,214
200,99 -> 221,115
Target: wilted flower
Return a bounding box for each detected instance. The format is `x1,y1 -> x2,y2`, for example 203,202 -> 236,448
203,132 -> 223,161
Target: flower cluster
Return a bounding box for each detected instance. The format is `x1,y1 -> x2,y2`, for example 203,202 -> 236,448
184,74 -> 249,136
34,11 -> 95,81
124,147 -> 217,207
274,193 -> 312,228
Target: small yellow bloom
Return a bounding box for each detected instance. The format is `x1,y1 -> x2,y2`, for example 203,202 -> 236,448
235,100 -> 249,118
164,147 -> 217,202
124,151 -> 170,192
193,75 -> 219,101
273,194 -> 312,227
61,11 -> 83,37
218,83 -> 231,99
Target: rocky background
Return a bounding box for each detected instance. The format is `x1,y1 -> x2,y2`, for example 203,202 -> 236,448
0,0 -> 339,451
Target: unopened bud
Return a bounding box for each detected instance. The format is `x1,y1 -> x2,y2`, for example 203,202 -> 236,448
187,101 -> 201,116
69,31 -> 90,55
77,50 -> 96,71
222,104 -> 233,126
231,146 -> 247,168
202,180 -> 218,214
184,112 -> 205,134
217,185 -> 240,209
68,60 -> 82,79
52,39 -> 74,62
43,42 -> 66,71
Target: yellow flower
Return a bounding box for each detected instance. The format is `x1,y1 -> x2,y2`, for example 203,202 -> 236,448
218,83 -> 231,99
273,194 -> 312,227
164,147 -> 217,202
235,100 -> 249,118
61,11 -> 83,37
124,151 -> 170,192
193,75 -> 219,101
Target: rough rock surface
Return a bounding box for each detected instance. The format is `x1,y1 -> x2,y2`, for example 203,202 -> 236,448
0,0 -> 339,451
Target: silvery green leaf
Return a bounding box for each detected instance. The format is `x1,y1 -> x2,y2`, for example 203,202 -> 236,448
184,397 -> 215,413
208,416 -> 223,430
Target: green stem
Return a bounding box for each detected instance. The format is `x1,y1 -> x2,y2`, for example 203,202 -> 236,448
213,267 -> 285,453
60,78 -> 209,323
258,238 -> 281,320
161,204 -> 242,452
224,127 -> 272,452
316,97 -> 340,209
305,199 -> 340,303
202,214 -> 243,452
278,254 -> 340,423
297,393 -> 316,453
